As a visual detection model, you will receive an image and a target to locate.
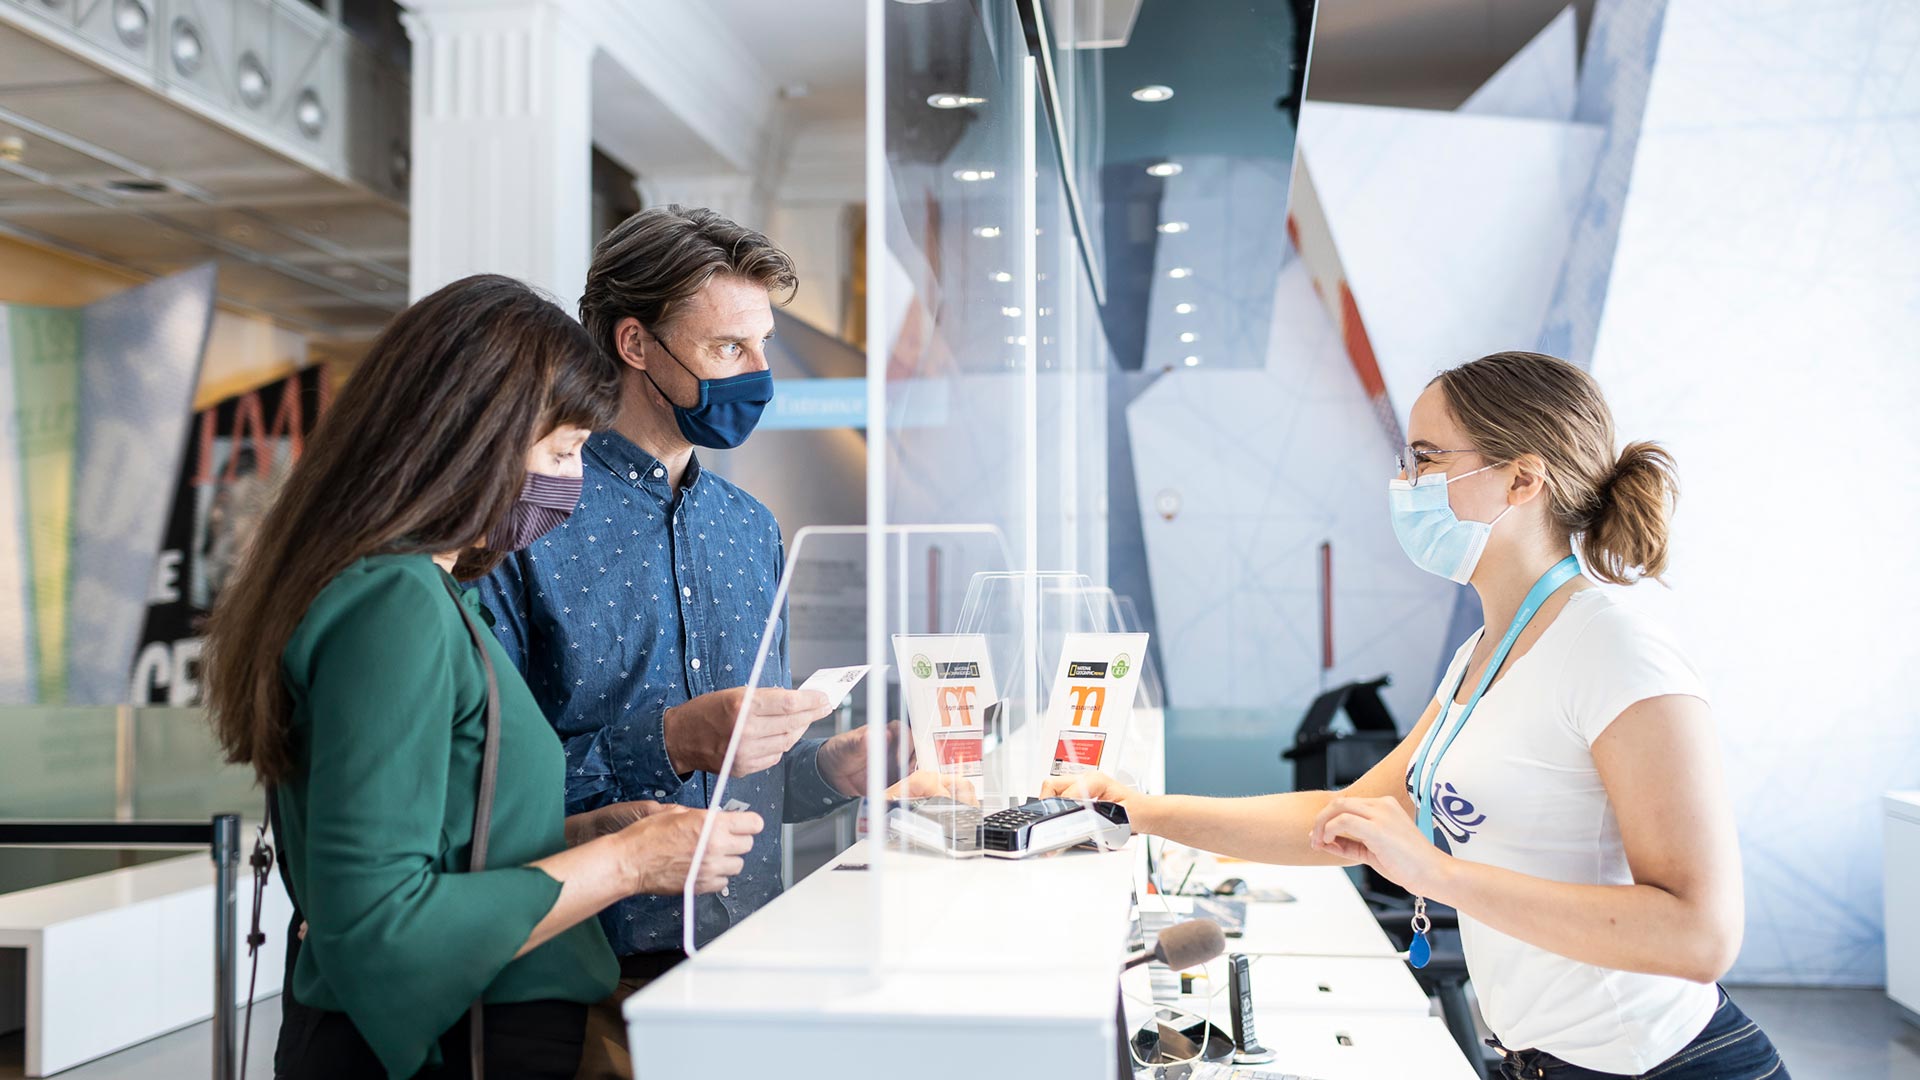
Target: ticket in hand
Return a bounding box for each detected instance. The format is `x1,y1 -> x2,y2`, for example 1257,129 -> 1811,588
798,664 -> 873,711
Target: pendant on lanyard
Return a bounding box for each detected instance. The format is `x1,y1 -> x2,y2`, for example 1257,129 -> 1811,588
1403,554 -> 1582,969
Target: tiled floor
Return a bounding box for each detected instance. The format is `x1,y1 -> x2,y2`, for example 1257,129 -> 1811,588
4,986 -> 1917,1078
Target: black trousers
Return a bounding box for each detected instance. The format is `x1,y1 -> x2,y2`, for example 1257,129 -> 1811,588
272,915 -> 586,1079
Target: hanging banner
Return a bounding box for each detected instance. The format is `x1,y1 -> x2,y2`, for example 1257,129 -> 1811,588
1043,632 -> 1149,778
132,366 -> 329,705
892,634 -> 997,779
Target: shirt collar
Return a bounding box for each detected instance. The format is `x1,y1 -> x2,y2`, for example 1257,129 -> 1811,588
586,430 -> 702,502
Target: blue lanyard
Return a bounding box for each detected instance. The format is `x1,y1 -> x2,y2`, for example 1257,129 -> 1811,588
1410,554 -> 1583,843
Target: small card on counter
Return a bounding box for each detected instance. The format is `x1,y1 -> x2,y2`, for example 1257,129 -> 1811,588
798,664 -> 873,710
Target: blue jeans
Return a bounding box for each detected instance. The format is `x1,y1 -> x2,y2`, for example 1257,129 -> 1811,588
1490,988 -> 1788,1079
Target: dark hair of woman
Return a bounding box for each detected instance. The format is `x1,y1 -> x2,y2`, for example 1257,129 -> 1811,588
203,273 -> 619,783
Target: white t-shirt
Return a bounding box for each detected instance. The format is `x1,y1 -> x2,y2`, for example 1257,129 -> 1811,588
1407,587 -> 1718,1074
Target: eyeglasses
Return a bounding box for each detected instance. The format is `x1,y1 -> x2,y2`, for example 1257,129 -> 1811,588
1395,445 -> 1478,478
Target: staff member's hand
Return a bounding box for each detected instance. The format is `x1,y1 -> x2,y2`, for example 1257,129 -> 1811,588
1040,770 -> 1142,807
1308,796 -> 1448,897
621,805 -> 764,895
664,687 -> 833,778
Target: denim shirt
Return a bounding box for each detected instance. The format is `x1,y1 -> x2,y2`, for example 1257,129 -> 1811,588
472,431 -> 850,956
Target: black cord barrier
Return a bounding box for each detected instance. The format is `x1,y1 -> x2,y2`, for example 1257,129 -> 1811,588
0,814 -> 244,1080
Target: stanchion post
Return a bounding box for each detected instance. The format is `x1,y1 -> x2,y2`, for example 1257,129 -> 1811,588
211,813 -> 240,1080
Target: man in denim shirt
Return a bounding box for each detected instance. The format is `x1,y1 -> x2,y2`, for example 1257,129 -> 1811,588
474,207 -> 893,1077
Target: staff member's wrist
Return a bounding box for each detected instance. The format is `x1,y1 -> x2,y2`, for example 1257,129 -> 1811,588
1126,793 -> 1169,836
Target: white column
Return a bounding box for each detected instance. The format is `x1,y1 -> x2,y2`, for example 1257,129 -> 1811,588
401,0 -> 593,305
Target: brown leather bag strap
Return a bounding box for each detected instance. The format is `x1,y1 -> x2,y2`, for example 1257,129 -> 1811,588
443,577 -> 502,1080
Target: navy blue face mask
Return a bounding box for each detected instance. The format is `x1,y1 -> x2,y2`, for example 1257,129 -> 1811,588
644,333 -> 774,450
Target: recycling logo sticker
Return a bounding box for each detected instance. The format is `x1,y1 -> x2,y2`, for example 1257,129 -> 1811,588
912,654 -> 934,680
1111,654 -> 1131,679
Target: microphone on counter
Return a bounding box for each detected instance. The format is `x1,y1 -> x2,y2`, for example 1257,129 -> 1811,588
1122,918 -> 1227,971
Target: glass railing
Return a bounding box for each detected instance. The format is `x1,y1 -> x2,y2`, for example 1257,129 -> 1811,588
0,706 -> 260,822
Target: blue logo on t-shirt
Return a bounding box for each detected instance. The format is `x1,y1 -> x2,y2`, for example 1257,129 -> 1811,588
1406,772 -> 1487,854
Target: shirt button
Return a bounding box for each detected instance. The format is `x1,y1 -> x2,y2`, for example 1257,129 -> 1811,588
628,471 -> 638,480
690,658 -> 702,670
653,467 -> 665,478
682,587 -> 691,598
654,789 -> 666,798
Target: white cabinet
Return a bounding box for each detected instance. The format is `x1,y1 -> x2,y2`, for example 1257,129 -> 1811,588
1887,792 -> 1920,1024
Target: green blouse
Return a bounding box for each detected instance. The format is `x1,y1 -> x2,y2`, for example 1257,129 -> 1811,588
276,553 -> 617,1077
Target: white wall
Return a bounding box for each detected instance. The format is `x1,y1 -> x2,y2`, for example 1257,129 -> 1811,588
1586,0 -> 1920,986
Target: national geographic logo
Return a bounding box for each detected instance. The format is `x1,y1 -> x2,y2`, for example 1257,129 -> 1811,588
934,661 -> 981,679
1067,660 -> 1108,679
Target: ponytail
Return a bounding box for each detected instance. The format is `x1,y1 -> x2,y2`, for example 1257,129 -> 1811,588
1579,441 -> 1678,586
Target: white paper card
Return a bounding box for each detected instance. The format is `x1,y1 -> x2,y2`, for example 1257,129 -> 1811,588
799,664 -> 872,710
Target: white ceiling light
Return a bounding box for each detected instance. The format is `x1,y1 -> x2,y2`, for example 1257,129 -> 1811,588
1156,221 -> 1189,234
1174,302 -> 1195,314
1146,162 -> 1182,178
1167,267 -> 1193,279
113,0 -> 149,47
1183,356 -> 1201,367
295,88 -> 326,139
170,18 -> 203,74
973,226 -> 1002,238
238,52 -> 271,108
953,168 -> 996,182
991,271 -> 1013,283
928,93 -> 987,109
1131,85 -> 1174,103
1002,306 -> 1022,318
1179,332 -> 1197,343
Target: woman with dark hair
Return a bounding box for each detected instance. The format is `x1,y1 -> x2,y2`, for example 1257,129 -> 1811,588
204,274 -> 762,1078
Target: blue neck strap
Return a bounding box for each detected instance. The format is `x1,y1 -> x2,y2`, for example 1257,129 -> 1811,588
1411,554 -> 1583,842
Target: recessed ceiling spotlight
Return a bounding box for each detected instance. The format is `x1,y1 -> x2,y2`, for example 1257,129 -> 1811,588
928,93 -> 987,109
295,88 -> 326,138
113,0 -> 149,47
1174,302 -> 1195,314
973,226 -> 1002,238
991,271 -> 1013,283
1179,332 -> 1197,343
237,52 -> 271,108
952,168 -> 996,182
1183,355 -> 1201,367
1001,306 -> 1022,318
1146,162 -> 1182,178
1167,267 -> 1193,279
1156,221 -> 1190,234
170,18 -> 203,74
1131,85 -> 1174,103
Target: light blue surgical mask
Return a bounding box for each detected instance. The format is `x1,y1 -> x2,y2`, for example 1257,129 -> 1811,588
1387,463 -> 1512,584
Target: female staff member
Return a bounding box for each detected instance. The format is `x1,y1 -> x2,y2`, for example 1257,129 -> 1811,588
205,275 -> 760,1078
1051,352 -> 1787,1079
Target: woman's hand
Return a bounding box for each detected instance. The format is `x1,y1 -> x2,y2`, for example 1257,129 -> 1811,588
1307,796 -> 1450,899
564,799 -> 673,848
885,769 -> 980,805
617,806 -> 764,895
